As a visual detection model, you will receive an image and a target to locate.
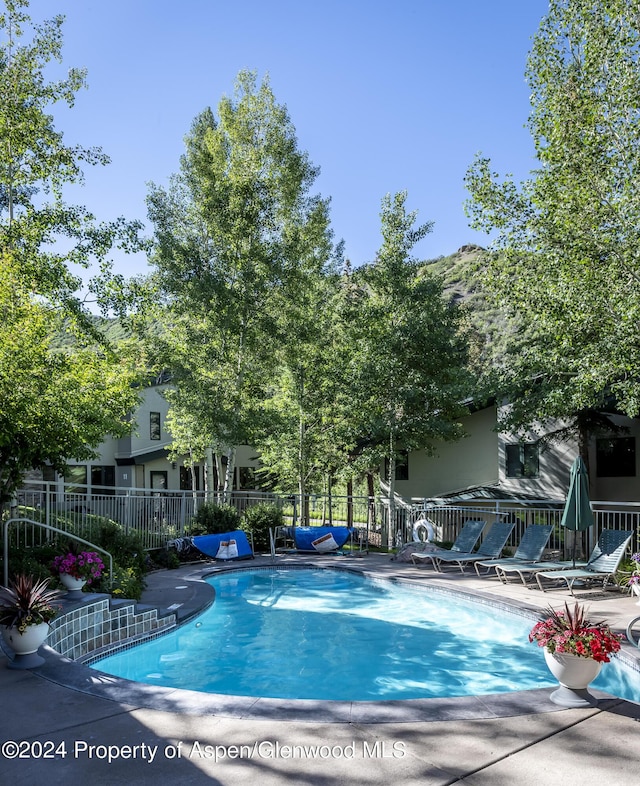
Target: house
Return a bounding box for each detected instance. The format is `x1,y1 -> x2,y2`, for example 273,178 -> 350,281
390,403 -> 640,504
36,382 -> 640,505
39,382 -> 261,495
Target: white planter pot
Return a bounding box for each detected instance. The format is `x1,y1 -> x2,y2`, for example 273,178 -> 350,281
59,573 -> 87,592
544,649 -> 602,707
631,583 -> 640,606
1,622 -> 50,669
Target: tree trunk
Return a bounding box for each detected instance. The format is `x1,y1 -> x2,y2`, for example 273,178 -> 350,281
189,448 -> 198,514
224,446 -> 236,503
297,368 -> 308,525
204,446 -> 215,503
367,472 -> 376,531
386,430 -> 396,550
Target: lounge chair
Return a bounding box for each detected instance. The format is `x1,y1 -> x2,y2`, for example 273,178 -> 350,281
534,529 -> 633,594
412,521 -> 515,573
411,519 -> 485,569
474,524 -> 555,577
491,528 -> 629,588
423,521 -> 516,573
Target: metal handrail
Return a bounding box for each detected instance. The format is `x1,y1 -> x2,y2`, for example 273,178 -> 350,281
2,517 -> 113,589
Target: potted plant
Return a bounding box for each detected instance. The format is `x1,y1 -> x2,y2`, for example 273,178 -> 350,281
0,574 -> 63,669
620,552 -> 640,604
51,544 -> 105,597
529,601 -> 622,707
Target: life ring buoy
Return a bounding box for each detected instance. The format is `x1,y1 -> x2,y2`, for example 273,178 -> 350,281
626,615 -> 640,648
412,518 -> 435,543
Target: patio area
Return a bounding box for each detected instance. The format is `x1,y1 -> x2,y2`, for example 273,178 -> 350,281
2,551 -> 640,785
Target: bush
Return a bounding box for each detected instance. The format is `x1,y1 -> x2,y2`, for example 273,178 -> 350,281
109,565 -> 145,601
95,521 -> 146,572
242,503 -> 284,552
6,544 -> 58,583
150,548 -> 181,570
190,503 -> 241,535
91,521 -> 146,597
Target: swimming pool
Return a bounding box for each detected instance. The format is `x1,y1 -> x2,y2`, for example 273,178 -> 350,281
91,567 -> 640,703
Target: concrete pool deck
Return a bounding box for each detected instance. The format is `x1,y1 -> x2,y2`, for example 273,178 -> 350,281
2,551 -> 640,785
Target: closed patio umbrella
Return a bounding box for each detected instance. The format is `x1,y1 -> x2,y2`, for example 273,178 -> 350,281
561,456 -> 594,568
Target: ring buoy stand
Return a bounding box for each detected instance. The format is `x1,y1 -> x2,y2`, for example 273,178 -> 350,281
412,518 -> 435,543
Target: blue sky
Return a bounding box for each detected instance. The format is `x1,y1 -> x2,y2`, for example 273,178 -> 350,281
26,0 -> 550,278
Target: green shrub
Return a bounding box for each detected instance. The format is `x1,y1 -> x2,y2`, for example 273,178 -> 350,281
242,503 -> 284,551
90,521 -> 146,597
108,565 -> 145,601
95,521 -> 146,574
151,548 -> 181,570
6,544 -> 58,583
190,503 -> 241,535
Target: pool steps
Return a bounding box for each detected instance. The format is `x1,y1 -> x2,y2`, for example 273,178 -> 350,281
45,592 -> 176,661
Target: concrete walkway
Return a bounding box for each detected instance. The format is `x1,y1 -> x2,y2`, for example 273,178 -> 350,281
2,552 -> 640,785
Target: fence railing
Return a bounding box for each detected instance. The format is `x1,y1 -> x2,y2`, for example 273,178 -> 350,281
406,498 -> 640,557
7,483 -> 376,551
5,482 -> 640,559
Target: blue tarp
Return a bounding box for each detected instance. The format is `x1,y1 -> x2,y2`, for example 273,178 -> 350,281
287,526 -> 354,552
192,530 -> 253,560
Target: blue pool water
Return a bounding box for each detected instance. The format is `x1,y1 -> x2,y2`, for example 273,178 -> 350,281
92,568 -> 640,702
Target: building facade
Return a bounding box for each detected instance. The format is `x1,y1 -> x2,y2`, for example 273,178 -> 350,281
40,383 -> 261,495
389,404 -> 640,504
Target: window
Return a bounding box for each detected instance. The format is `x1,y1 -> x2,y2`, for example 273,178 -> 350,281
64,465 -> 87,493
596,437 -> 636,477
91,465 -> 116,493
150,411 -> 161,440
180,465 -> 200,491
505,443 -> 539,478
42,466 -> 56,483
150,471 -> 168,491
384,452 -> 409,481
239,466 -> 256,490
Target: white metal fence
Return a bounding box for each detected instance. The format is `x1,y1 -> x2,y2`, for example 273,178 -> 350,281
5,482 -> 640,558
404,499 -> 640,557
8,483 -> 375,550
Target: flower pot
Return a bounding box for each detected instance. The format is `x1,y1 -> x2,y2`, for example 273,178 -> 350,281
1,622 -> 50,669
544,649 -> 602,707
59,573 -> 87,599
631,584 -> 640,606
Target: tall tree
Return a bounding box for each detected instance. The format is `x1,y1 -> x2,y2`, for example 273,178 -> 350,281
347,192 -> 470,544
465,0 -> 640,465
0,1 -> 142,504
255,266 -> 355,520
146,71 -> 335,499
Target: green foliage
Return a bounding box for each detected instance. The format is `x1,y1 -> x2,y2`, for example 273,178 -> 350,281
150,548 -> 181,570
465,0 -> 640,437
190,502 -> 241,535
6,544 -> 58,583
107,565 -> 145,601
346,193 -> 471,480
93,520 -> 146,578
0,1 -> 143,503
145,70 -> 336,501
241,503 -> 284,551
